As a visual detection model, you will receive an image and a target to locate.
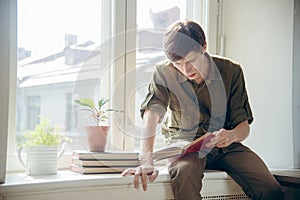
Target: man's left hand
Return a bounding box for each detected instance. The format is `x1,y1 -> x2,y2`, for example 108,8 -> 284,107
206,129 -> 236,148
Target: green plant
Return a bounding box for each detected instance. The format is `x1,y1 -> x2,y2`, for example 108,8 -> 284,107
20,116 -> 71,148
74,97 -> 121,126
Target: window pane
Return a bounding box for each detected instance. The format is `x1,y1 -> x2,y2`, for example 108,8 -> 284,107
27,96 -> 40,130
135,0 -> 187,150
16,0 -> 103,152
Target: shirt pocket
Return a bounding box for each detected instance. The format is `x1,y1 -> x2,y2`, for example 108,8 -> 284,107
168,99 -> 200,131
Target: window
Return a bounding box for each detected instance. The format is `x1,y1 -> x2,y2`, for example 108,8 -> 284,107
5,0 -> 111,171
26,96 -> 40,130
3,0 -> 208,174
134,0 -> 206,150
65,93 -> 75,132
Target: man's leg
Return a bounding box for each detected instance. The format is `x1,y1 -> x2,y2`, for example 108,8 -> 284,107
168,152 -> 206,200
214,143 -> 284,200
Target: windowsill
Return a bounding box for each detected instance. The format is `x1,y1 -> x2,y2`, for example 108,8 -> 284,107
1,167 -> 232,186
0,167 -> 246,200
0,167 -> 232,191
272,169 -> 300,188
1,165 -> 290,190
2,168 -> 169,187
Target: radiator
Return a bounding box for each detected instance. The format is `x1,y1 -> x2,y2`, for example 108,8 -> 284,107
203,193 -> 250,199
166,194 -> 249,200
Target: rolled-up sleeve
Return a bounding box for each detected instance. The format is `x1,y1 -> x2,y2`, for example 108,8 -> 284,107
226,66 -> 253,129
140,65 -> 169,123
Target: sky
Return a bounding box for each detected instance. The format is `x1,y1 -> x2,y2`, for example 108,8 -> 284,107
18,0 -> 102,58
17,0 -> 185,59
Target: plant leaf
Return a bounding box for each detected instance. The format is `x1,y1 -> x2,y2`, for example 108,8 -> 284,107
98,98 -> 109,110
74,98 -> 96,110
106,108 -> 123,112
20,116 -> 71,148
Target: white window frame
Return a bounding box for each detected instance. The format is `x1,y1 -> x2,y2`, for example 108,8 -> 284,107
0,0 -> 209,177
110,0 -> 137,151
0,0 -> 15,183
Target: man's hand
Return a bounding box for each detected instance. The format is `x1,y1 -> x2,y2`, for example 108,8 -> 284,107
205,129 -> 236,148
205,121 -> 250,148
212,129 -> 236,148
122,110 -> 160,191
121,165 -> 159,191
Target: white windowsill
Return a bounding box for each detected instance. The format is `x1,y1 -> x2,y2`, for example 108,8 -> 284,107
0,167 -> 247,200
0,167 -> 231,192
2,168 -> 168,187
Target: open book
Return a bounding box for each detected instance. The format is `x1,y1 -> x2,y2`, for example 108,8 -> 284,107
153,133 -> 214,161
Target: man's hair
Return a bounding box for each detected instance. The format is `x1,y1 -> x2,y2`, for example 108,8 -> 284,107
163,20 -> 206,62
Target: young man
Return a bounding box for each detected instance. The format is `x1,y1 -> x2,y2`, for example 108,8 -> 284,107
122,20 -> 283,200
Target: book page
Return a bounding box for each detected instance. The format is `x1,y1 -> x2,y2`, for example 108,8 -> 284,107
153,141 -> 190,161
154,140 -> 190,153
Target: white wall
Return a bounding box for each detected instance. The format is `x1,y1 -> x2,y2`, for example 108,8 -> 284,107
292,0 -> 300,168
219,0 -> 295,168
293,0 -> 300,168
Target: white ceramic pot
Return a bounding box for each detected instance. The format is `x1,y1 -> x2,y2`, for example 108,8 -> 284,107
18,143 -> 65,175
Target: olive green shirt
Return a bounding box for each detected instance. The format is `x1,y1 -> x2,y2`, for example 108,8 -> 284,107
141,53 -> 253,144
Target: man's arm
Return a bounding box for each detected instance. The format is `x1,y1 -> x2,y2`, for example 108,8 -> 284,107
121,109 -> 160,191
140,109 -> 159,157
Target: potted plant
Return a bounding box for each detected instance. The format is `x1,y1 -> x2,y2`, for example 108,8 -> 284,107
74,97 -> 120,152
18,116 -> 71,175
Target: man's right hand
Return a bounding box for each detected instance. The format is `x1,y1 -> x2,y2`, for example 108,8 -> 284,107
121,164 -> 159,191
123,109 -> 160,191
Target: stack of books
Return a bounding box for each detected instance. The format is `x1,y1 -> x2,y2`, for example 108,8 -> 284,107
71,133 -> 214,174
70,150 -> 140,174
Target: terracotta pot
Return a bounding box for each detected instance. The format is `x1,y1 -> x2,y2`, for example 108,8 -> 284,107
85,126 -> 109,152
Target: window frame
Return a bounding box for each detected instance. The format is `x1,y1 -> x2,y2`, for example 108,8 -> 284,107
0,0 -> 15,183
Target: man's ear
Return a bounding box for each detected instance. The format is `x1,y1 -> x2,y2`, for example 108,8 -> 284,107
203,43 -> 207,53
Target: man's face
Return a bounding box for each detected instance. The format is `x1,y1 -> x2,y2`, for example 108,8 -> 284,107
172,50 -> 208,84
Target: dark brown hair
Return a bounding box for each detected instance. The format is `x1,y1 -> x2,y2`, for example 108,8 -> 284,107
163,20 -> 206,61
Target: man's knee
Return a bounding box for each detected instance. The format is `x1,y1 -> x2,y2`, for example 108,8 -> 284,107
168,153 -> 205,181
168,159 -> 204,200
168,160 -> 201,180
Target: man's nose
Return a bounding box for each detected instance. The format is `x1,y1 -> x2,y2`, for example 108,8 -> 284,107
182,62 -> 192,73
